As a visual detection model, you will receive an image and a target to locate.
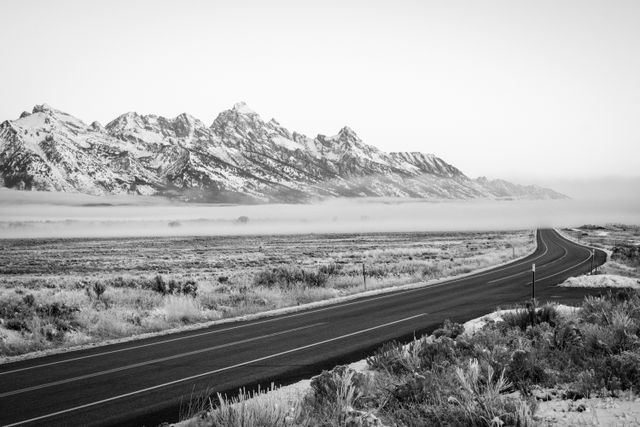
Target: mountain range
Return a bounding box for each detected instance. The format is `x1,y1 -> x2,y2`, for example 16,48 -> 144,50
0,103 -> 566,203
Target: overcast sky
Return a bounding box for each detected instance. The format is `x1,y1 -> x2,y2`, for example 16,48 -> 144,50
1,0 -> 638,181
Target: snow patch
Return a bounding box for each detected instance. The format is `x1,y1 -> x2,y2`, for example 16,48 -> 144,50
560,274 -> 640,289
271,135 -> 303,151
462,304 -> 579,336
232,102 -> 257,115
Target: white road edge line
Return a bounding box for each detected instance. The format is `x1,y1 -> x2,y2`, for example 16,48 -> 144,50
487,238 -> 563,284
525,230 -> 596,284
531,250 -> 594,283
0,308 -> 333,376
0,323 -> 325,398
2,232 -> 545,375
4,313 -> 427,427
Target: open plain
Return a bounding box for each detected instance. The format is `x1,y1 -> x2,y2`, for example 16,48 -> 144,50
0,230 -> 533,357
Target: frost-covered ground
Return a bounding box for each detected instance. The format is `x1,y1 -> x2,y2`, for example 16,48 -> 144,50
558,225 -> 640,291
536,393 -> 640,426
560,274 -> 640,289
460,304 -> 578,336
0,230 -> 534,358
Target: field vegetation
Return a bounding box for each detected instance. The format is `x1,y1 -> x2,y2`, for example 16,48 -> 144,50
562,224 -> 640,279
0,231 -> 533,357
181,290 -> 640,427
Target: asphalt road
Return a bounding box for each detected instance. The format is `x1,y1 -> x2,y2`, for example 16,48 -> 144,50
0,229 -> 608,427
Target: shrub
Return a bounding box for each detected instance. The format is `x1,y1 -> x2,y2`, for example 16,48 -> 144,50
318,263 -> 342,276
390,372 -> 441,406
108,276 -> 138,288
537,303 -> 560,326
451,358 -> 537,426
503,302 -> 559,330
149,275 -> 198,297
570,369 -> 599,399
304,366 -> 367,424
309,365 -> 366,407
152,274 -> 168,294
181,280 -> 198,298
610,351 -> 640,390
5,317 -> 28,332
253,267 -> 327,289
611,245 -> 640,267
22,294 -> 35,307
506,350 -> 546,394
553,323 -> 582,351
93,282 -> 107,300
432,319 -> 465,339
1,299 -> 79,342
418,336 -> 461,370
503,308 -> 534,330
367,340 -> 417,375
581,295 -> 614,324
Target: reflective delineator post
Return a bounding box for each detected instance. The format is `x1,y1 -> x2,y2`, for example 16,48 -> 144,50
362,262 -> 367,291
531,263 -> 536,300
591,249 -> 595,274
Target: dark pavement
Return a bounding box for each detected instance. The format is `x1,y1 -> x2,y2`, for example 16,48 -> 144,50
0,229 -> 607,426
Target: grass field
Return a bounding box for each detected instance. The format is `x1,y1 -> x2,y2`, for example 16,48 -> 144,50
0,230 -> 534,357
562,224 -> 640,278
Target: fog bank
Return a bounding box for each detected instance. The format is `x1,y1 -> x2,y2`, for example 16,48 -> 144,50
1,191 -> 638,239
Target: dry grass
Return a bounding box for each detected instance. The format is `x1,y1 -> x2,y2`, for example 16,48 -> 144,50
181,385 -> 301,427
562,224 -> 640,278
0,230 -> 534,357
162,295 -> 205,323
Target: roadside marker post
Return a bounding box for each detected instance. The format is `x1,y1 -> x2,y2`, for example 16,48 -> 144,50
531,263 -> 535,300
362,262 -> 367,291
591,249 -> 595,274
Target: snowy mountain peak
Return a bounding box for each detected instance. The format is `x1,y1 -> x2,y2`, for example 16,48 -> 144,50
106,111 -> 142,130
32,104 -> 53,114
231,101 -> 257,116
175,112 -> 195,122
337,126 -> 360,141
0,104 -> 568,202
173,112 -> 203,129
90,121 -> 105,132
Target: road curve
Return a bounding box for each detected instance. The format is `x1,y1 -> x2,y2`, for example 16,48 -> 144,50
0,229 -> 607,427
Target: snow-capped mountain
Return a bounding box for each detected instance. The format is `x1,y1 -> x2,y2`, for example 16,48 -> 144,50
0,103 -> 566,202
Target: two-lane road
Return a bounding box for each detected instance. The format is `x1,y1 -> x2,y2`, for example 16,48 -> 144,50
0,229 -> 607,426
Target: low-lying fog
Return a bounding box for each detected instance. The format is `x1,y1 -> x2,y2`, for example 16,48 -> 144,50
0,189 -> 638,239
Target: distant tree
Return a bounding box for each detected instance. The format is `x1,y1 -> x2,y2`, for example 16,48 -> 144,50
237,216 -> 249,224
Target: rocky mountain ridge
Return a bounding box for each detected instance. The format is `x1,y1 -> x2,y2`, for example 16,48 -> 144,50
0,103 -> 566,203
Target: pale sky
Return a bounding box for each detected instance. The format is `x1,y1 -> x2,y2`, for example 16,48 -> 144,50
1,0 -> 639,181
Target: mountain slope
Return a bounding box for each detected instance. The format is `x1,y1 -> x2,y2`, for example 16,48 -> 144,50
0,103 -> 567,202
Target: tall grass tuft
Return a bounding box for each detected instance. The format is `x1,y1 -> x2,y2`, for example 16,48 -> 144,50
205,386 -> 299,427
162,295 -> 202,323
